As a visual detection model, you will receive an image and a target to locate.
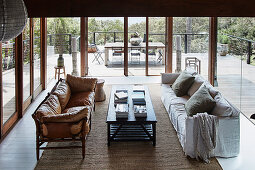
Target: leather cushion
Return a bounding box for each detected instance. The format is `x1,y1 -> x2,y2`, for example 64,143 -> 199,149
66,74 -> 97,93
53,82 -> 71,110
66,92 -> 95,108
42,106 -> 91,123
36,95 -> 61,120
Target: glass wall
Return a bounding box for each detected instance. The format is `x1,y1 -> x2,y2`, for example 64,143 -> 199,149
34,18 -> 41,90
216,17 -> 255,123
128,17 -> 146,76
88,17 -> 124,76
173,17 -> 209,78
148,17 -> 166,75
2,38 -> 16,123
47,18 -> 80,83
23,19 -> 31,101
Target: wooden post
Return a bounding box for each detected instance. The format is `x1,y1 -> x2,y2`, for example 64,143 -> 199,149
41,18 -> 47,90
80,17 -> 88,76
208,17 -> 217,86
124,17 -> 128,76
30,18 -> 34,98
16,34 -> 23,118
145,17 -> 149,76
0,43 -> 3,137
166,17 -> 173,73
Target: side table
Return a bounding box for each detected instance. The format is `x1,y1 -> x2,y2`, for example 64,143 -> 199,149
95,79 -> 106,102
54,66 -> 66,80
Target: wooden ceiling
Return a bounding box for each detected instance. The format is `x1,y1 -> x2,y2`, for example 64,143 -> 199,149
24,0 -> 255,17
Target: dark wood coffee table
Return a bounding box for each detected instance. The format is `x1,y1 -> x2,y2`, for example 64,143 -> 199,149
106,85 -> 157,146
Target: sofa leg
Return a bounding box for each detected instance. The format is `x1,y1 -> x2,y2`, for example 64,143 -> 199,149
36,136 -> 40,160
82,137 -> 86,159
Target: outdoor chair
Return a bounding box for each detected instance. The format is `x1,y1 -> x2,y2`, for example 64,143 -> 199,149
157,49 -> 163,63
89,44 -> 104,64
112,47 -> 124,64
148,49 -> 157,65
130,47 -> 141,64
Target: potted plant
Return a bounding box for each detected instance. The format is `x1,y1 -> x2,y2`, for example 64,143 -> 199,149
130,32 -> 143,46
218,34 -> 229,56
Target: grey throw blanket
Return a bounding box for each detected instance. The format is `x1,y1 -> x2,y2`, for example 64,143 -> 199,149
193,113 -> 218,163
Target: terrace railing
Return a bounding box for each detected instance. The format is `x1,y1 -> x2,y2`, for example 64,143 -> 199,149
91,31 -> 209,54
223,34 -> 255,64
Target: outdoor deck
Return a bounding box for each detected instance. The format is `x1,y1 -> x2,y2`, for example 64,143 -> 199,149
2,50 -> 255,124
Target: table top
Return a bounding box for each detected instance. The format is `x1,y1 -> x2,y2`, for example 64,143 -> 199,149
106,85 -> 157,123
104,42 -> 165,48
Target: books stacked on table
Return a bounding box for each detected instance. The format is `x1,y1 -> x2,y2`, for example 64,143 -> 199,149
115,104 -> 129,118
114,90 -> 128,104
134,105 -> 147,118
133,85 -> 145,94
132,91 -> 146,105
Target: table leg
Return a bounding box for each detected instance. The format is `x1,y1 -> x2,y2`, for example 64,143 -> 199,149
162,48 -> 165,65
107,123 -> 110,146
105,48 -> 109,66
152,123 -> 156,146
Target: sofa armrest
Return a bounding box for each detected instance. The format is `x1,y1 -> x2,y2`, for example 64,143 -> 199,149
42,106 -> 91,123
161,73 -> 180,84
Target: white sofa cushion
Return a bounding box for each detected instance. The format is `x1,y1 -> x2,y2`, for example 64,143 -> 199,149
211,93 -> 240,117
187,75 -> 204,96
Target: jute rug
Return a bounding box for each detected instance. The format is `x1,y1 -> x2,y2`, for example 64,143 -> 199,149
35,84 -> 222,170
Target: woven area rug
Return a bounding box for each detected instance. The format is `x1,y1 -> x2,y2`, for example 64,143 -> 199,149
35,84 -> 222,170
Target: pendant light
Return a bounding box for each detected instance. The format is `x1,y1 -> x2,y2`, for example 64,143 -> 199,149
0,0 -> 28,42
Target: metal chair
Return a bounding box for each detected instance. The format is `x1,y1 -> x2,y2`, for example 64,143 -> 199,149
89,44 -> 104,64
148,49 -> 157,65
112,47 -> 124,64
130,47 -> 141,64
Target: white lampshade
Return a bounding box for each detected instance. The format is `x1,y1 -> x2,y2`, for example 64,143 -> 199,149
0,0 -> 28,42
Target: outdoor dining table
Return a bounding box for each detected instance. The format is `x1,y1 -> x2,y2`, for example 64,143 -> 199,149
104,42 -> 165,66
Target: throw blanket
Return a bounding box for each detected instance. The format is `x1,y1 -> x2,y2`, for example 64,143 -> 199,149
193,113 -> 218,163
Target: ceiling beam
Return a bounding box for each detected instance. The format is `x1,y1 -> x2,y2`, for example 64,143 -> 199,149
24,0 -> 255,17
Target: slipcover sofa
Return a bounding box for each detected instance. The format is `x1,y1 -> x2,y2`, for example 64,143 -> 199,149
32,74 -> 97,160
161,72 -> 240,158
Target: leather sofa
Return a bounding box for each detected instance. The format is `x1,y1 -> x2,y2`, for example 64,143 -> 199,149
32,74 -> 97,160
161,72 -> 240,158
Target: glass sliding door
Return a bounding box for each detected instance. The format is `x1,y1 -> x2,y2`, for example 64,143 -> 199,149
33,18 -> 41,92
1,38 -> 16,124
23,18 -> 31,102
173,17 -> 209,78
128,17 -> 146,76
47,17 -> 80,83
148,17 -> 166,75
88,17 -> 124,76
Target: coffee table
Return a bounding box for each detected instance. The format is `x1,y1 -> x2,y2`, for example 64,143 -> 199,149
106,85 -> 157,146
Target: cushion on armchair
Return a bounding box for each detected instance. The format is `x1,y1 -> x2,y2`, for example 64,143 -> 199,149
172,71 -> 195,97
66,74 -> 97,93
185,85 -> 216,116
36,95 -> 62,120
41,106 -> 91,123
66,92 -> 95,108
53,82 -> 71,110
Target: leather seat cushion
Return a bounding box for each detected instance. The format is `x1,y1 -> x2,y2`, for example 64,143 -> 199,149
42,106 -> 91,123
66,74 -> 97,93
36,95 -> 61,120
53,82 -> 71,110
66,92 -> 95,108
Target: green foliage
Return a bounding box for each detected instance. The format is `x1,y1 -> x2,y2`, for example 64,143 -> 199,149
218,34 -> 229,44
